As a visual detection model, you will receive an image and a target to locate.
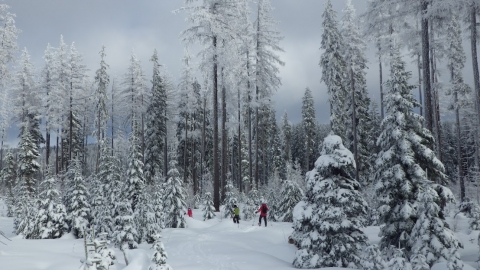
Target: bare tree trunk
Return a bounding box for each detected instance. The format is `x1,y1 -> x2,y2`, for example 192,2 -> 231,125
213,35 -> 220,211
238,87 -> 242,193
164,108 -> 168,178
184,116 -> 188,184
222,81 -> 227,201
378,45 -> 384,119
417,53 -> 423,117
421,0 -> 433,132
69,81 -> 73,167
56,130 -> 59,175
111,80 -> 115,155
255,102 -> 259,190
471,6 -> 480,159
247,53 -> 253,193
430,26 -> 442,162
453,68 -> 465,201
201,96 -> 206,194
351,68 -> 359,182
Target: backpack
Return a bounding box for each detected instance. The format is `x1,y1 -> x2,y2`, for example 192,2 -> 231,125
261,205 -> 267,214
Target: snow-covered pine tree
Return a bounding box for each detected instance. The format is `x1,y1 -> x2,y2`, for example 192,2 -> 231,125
152,175 -> 166,229
292,134 -> 368,268
136,189 -> 160,244
387,248 -> 412,270
341,0 -> 372,184
408,185 -> 463,269
113,198 -> 138,251
149,233 -> 172,270
87,232 -> 116,270
374,44 -> 446,254
202,192 -> 216,221
1,150 -> 16,217
35,167 -> 68,239
320,0 -> 348,140
242,199 -> 256,221
410,254 -> 429,270
163,160 -> 187,228
125,117 -> 145,212
65,158 -> 91,238
145,49 -> 167,185
277,180 -> 303,222
265,174 -> 281,222
301,88 -> 316,172
360,244 -> 387,270
223,178 -> 238,218
281,111 -> 292,171
13,178 -> 37,238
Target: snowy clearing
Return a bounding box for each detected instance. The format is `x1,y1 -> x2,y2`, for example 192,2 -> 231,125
0,207 -> 479,270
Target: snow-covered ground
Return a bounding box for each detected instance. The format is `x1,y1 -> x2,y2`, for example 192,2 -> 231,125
0,204 -> 478,270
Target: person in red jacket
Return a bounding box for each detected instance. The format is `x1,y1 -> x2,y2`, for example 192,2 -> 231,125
187,207 -> 192,218
256,202 -> 268,227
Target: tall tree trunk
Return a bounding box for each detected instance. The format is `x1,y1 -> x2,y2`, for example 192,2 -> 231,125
351,68 -> 359,182
56,130 -> 59,175
201,96 -> 206,194
255,102 -> 259,190
421,0 -> 433,131
184,116 -> 188,184
471,6 -> 480,162
378,45 -> 384,119
417,53 -> 423,117
453,67 -> 465,202
213,35 -> 220,211
164,109 -> 168,178
221,81 -> 227,201
238,87 -> 242,193
111,80 -> 115,155
430,26 -> 442,162
69,81 -> 73,167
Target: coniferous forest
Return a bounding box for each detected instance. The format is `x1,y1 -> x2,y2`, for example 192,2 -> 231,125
2,0 -> 480,269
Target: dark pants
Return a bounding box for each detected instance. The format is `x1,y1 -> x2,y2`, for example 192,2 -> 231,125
233,215 -> 240,223
258,216 -> 267,227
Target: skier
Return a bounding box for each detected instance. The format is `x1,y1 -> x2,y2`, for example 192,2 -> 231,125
187,207 -> 193,218
232,205 -> 240,224
256,202 -> 268,227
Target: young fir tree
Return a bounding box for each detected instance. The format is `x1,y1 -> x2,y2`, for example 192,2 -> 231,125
90,175 -> 107,235
360,244 -> 387,270
408,185 -> 463,269
152,175 -> 166,229
341,0 -> 372,184
388,248 -> 412,270
35,167 -> 68,239
301,88 -> 316,172
65,158 -> 91,238
163,160 -> 187,228
223,178 -> 238,218
14,178 -> 37,238
136,189 -> 160,244
374,45 -> 447,254
17,117 -> 41,195
320,0 -> 348,139
113,198 -> 138,251
202,192 -> 216,221
277,180 -> 303,222
1,150 -> 16,217
149,233 -> 172,270
292,134 -> 368,268
125,118 -> 145,212
145,49 -> 167,185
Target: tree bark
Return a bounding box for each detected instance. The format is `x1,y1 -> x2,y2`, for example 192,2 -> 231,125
421,0 -> 433,132
351,68 -> 359,182
378,46 -> 384,119
213,35 -> 220,211
417,53 -> 423,117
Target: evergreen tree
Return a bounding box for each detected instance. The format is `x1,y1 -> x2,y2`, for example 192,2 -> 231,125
320,0 -> 348,139
409,185 -> 463,269
163,160 -> 187,228
64,158 -> 91,238
149,233 -> 172,270
35,167 -> 68,239
387,248 -> 412,270
125,118 -> 145,212
202,192 -> 216,221
1,150 -> 16,217
374,45 -> 446,253
13,179 -> 37,238
17,117 -> 41,195
341,0 -> 372,183
145,49 -> 167,184
113,198 -> 138,251
301,88 -> 316,172
223,178 -> 238,218
277,180 -> 303,222
292,134 -> 368,268
360,244 -> 387,270
136,189 -> 160,244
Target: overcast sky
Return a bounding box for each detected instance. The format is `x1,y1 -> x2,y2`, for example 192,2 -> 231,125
4,0 -> 381,127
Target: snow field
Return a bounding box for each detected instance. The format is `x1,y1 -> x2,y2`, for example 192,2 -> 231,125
1,206 -> 480,269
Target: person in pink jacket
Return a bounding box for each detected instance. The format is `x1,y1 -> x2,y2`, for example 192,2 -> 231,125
256,202 -> 268,227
